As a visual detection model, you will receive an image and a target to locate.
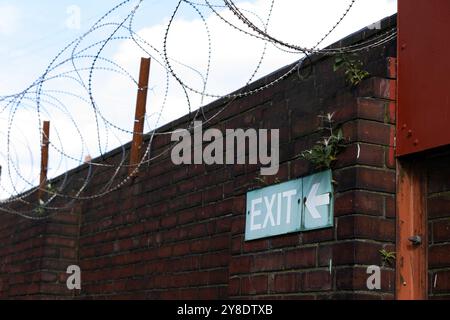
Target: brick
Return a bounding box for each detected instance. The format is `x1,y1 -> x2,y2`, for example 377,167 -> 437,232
354,241 -> 384,265
201,200 -> 233,220
39,283 -> 69,295
241,275 -> 268,295
273,273 -> 301,293
333,168 -> 358,193
223,182 -> 235,197
229,256 -> 251,275
180,224 -> 206,240
209,235 -> 230,251
231,216 -> 245,235
428,193 -> 450,219
59,248 -> 77,260
157,245 -> 173,258
358,120 -> 392,146
41,258 -> 78,271
50,213 -> 80,225
356,98 -> 389,122
290,158 -> 313,178
252,252 -> 284,272
335,190 -> 384,217
44,237 -> 76,248
284,247 -> 316,269
334,95 -> 389,123
177,209 -> 196,225
328,292 -> 383,300
46,224 -> 79,237
319,242 -> 354,266
334,167 -> 395,193
431,270 -> 450,294
203,186 -> 223,204
387,127 -> 396,169
199,287 -> 225,300
335,143 -> 385,168
428,161 -> 450,194
429,244 -> 450,268
342,120 -> 391,145
433,220 -> 450,243
291,113 -> 321,139
207,269 -> 228,285
387,102 -> 396,124
358,78 -> 396,100
231,236 -> 242,254
336,267 -> 395,292
242,239 -> 269,253
172,242 -> 190,256
301,270 -> 332,292
337,215 -> 395,241
160,215 -> 177,228
190,239 -> 209,254
228,278 -> 240,296
387,57 -> 397,79
270,234 -> 300,248
385,195 -> 396,218
215,217 -> 232,233
302,228 -> 335,244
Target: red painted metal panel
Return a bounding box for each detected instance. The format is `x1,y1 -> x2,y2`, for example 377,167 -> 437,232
397,0 -> 450,156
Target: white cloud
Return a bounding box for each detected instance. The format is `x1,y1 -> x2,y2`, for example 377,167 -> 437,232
0,0 -> 398,199
0,4 -> 20,36
110,0 -> 398,129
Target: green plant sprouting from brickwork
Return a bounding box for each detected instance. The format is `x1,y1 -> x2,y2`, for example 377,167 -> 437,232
34,183 -> 57,215
334,53 -> 370,86
300,113 -> 346,169
47,182 -> 57,195
379,249 -> 396,266
35,199 -> 46,216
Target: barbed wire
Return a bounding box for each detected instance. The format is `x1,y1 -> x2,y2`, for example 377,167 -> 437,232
0,0 -> 397,219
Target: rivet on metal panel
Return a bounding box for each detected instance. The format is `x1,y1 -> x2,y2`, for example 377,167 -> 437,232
407,130 -> 412,137
413,139 -> 419,146
401,124 -> 407,130
401,44 -> 407,50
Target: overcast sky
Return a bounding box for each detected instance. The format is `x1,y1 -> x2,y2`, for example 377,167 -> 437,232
0,0 -> 397,199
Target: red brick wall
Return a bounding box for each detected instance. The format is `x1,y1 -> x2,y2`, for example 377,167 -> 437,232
0,206 -> 80,299
428,151 -> 450,299
0,16 -> 400,299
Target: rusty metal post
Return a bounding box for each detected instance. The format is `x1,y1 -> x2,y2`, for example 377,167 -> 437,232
129,57 -> 151,175
39,121 -> 50,201
396,159 -> 428,299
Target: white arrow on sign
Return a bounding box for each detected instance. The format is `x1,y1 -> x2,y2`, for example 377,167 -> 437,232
305,182 -> 330,219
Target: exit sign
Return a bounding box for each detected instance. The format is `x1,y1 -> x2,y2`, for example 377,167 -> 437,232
245,170 -> 334,241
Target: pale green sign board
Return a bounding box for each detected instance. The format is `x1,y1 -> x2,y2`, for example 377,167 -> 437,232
245,170 -> 333,241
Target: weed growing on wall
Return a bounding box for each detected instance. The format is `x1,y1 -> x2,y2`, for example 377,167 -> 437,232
334,53 -> 370,86
300,113 -> 346,169
379,249 -> 396,267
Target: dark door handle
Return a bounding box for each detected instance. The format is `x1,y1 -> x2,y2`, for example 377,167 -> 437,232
408,235 -> 422,245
